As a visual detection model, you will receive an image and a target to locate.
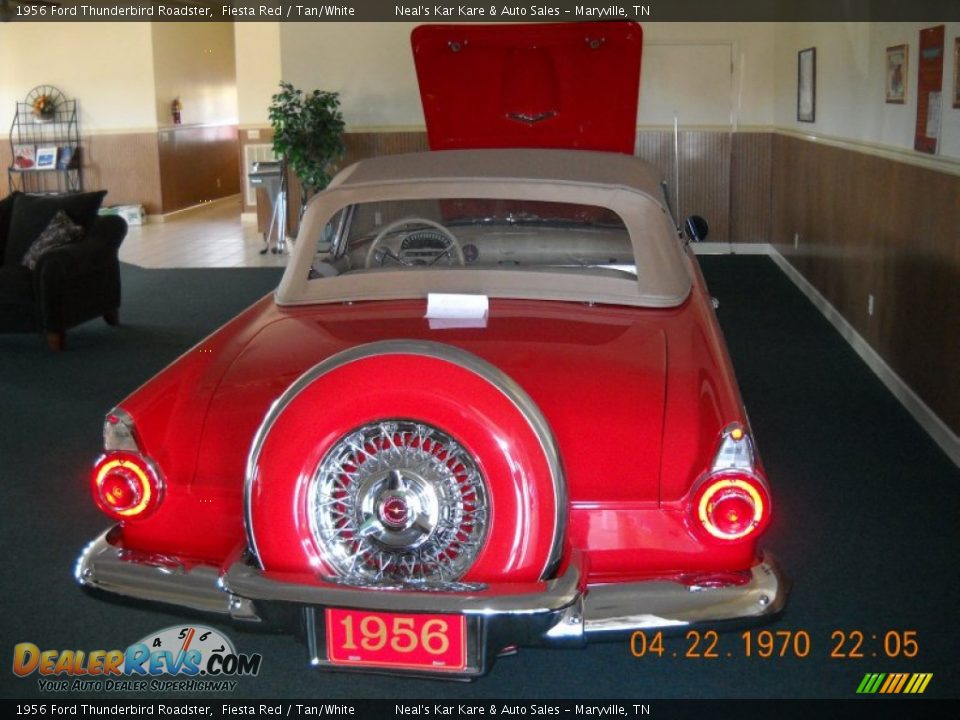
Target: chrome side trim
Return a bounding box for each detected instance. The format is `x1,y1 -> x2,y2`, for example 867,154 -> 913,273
582,553 -> 786,638
244,339 -> 567,581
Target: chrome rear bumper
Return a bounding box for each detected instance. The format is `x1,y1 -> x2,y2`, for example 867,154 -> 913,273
76,528 -> 787,676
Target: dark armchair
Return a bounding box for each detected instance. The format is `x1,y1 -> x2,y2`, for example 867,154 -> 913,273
0,191 -> 128,350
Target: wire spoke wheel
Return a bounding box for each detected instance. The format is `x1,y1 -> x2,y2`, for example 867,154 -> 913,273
309,420 -> 489,586
247,340 -> 564,583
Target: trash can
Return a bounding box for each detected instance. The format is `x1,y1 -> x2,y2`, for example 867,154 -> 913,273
248,161 -> 286,254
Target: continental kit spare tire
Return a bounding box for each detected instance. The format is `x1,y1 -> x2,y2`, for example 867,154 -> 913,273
245,340 -> 566,585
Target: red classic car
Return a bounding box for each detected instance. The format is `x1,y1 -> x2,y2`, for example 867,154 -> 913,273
76,22 -> 786,678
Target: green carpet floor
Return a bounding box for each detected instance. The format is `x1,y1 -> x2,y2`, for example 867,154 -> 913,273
1,257 -> 957,699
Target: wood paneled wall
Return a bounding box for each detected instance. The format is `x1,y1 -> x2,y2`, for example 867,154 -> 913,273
83,133 -> 162,213
250,128 -> 770,242
2,127 -> 239,215
0,133 -> 163,211
634,129 -> 772,244
771,134 -> 960,436
157,125 -> 240,214
342,131 -> 429,168
730,132 -> 772,243
637,130 -> 732,242
7,127 -> 764,234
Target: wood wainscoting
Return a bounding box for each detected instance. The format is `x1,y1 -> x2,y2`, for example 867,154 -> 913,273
241,127 -> 772,243
637,129 -> 732,243
1,126 -> 240,216
157,125 -> 241,214
0,132 -> 164,212
771,133 -> 960,438
82,133 -> 163,213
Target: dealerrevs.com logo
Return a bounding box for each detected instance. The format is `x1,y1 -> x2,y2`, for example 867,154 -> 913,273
13,625 -> 262,693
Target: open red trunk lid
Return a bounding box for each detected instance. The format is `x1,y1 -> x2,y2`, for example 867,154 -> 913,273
411,22 -> 642,154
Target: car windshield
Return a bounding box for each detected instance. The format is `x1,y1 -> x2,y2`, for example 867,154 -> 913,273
310,198 -> 635,280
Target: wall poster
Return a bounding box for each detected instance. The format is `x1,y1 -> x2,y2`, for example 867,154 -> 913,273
914,25 -> 944,154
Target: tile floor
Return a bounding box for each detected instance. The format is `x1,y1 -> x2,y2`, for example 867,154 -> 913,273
119,197 -> 290,269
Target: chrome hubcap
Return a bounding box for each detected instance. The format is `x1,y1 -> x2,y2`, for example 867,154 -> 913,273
378,491 -> 411,530
309,421 -> 489,585
359,468 -> 439,546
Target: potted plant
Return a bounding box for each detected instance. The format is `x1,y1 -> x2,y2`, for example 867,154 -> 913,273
268,81 -> 345,221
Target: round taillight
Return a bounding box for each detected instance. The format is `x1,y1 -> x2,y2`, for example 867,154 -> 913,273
692,471 -> 770,542
92,452 -> 162,520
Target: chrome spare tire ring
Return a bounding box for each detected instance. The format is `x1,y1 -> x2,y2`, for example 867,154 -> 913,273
246,339 -> 566,584
309,420 -> 489,586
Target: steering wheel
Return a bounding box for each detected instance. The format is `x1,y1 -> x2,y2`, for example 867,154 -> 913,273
364,217 -> 465,269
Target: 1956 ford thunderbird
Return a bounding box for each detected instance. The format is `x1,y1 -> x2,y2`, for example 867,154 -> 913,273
76,21 -> 786,678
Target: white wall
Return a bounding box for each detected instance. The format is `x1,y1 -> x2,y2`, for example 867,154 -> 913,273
152,22 -> 238,128
279,22 -> 423,128
3,21 -> 955,154
0,22 -> 242,134
640,22 -> 775,128
234,22 -> 282,127
277,22 -> 776,130
774,22 -> 960,159
0,23 -> 157,133
275,20 -> 959,156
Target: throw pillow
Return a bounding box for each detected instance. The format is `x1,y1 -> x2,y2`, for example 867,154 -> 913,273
20,210 -> 84,271
4,190 -> 106,266
0,192 -> 21,262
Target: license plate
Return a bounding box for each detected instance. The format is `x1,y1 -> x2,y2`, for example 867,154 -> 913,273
325,608 -> 467,672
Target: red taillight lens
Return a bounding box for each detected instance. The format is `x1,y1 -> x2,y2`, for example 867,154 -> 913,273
91,451 -> 162,520
692,471 -> 770,542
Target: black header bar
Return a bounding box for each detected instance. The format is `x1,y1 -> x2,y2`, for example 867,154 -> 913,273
3,700 -> 960,719
3,0 -> 960,23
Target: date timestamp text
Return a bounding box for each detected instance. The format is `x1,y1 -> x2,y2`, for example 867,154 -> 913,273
630,629 -> 919,660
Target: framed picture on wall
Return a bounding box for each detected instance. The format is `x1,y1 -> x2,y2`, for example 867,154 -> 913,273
798,47 -> 816,122
886,44 -> 908,104
954,38 -> 960,109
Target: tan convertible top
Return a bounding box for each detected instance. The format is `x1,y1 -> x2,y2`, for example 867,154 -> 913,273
330,149 -> 665,197
277,149 -> 692,308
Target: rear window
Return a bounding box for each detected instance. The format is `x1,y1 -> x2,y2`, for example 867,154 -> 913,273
310,198 -> 636,280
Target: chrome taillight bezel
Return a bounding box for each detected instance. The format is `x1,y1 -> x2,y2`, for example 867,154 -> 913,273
93,409 -> 164,521
103,408 -> 139,452
688,423 -> 772,543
